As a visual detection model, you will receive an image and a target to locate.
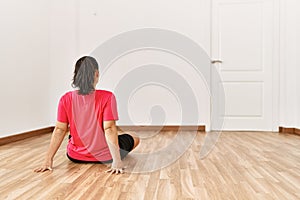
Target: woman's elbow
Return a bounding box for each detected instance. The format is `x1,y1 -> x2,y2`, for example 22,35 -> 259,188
54,126 -> 67,135
104,125 -> 117,134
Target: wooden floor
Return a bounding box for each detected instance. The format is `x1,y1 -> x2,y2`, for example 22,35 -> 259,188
0,131 -> 300,200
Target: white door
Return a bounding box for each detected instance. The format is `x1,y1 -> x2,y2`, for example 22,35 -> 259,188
211,0 -> 277,131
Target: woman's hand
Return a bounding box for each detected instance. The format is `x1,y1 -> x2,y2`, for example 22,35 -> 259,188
105,160 -> 125,174
34,160 -> 53,173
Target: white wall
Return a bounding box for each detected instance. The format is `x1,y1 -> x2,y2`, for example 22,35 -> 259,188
0,0 -> 51,137
48,0 -> 211,127
76,0 -> 211,126
48,0 -> 78,124
279,0 -> 300,129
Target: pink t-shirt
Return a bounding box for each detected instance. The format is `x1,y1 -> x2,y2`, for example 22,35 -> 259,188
57,90 -> 119,162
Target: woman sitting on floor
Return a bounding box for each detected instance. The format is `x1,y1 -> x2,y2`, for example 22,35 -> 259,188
34,56 -> 140,174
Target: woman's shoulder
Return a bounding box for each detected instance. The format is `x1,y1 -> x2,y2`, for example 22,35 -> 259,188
96,89 -> 114,97
60,91 -> 74,100
64,91 -> 74,97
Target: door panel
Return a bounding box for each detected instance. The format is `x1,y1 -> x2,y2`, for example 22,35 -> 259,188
211,0 -> 275,130
223,82 -> 263,116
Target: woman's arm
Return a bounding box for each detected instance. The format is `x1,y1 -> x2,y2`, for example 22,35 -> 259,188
34,121 -> 68,172
103,120 -> 124,174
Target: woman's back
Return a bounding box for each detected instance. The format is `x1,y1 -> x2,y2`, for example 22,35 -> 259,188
58,90 -> 119,161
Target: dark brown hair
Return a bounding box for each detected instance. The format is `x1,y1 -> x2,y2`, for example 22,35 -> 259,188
72,56 -> 99,95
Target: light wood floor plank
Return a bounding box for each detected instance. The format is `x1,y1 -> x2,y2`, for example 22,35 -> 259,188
0,131 -> 300,199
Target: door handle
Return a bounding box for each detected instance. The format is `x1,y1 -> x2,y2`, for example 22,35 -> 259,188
211,60 -> 223,64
